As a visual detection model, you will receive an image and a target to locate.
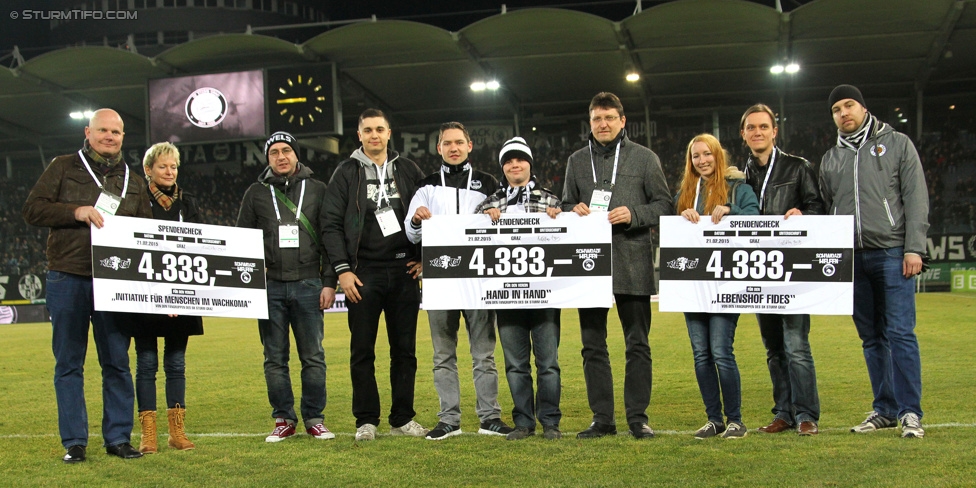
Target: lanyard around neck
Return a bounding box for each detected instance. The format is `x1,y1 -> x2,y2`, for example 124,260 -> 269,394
78,149 -> 129,198
375,161 -> 392,206
694,177 -> 704,212
440,164 -> 473,191
588,140 -> 621,187
757,147 -> 777,213
269,179 -> 306,223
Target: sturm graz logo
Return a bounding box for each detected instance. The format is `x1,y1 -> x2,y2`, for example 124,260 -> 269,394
18,274 -> 42,300
429,255 -> 461,270
666,257 -> 699,271
99,256 -> 131,271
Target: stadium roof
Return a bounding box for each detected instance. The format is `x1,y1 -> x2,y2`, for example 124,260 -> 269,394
1,0 -> 974,159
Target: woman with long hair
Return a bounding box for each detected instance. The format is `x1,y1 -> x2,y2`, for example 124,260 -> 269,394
674,134 -> 759,439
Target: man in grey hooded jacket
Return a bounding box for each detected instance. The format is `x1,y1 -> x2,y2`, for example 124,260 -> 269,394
820,84 -> 928,439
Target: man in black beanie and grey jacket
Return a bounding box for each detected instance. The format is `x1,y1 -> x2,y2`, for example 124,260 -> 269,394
820,84 -> 928,439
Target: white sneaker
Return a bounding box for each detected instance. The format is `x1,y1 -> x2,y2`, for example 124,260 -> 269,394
851,411 -> 897,433
355,423 -> 377,441
390,420 -> 429,437
900,412 -> 925,438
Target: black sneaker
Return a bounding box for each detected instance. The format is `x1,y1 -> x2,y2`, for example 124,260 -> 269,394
425,422 -> 462,441
506,426 -> 535,440
629,422 -> 655,439
478,418 -> 514,436
106,442 -> 143,459
543,425 -> 562,440
63,445 -> 86,464
694,421 -> 726,439
576,422 -> 616,439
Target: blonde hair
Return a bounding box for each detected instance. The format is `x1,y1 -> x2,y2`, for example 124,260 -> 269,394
676,134 -> 730,214
143,142 -> 180,173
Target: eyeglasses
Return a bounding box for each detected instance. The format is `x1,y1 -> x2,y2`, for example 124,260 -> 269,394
268,147 -> 294,158
590,115 -> 620,124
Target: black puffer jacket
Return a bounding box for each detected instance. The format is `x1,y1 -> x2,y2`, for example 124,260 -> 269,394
744,147 -> 824,216
237,163 -> 336,287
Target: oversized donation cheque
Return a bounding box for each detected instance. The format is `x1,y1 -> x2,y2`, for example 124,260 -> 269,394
659,215 -> 854,315
421,213 -> 612,310
91,215 -> 269,319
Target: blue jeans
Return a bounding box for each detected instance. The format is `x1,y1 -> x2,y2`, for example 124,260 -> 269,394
757,314 -> 820,424
47,270 -> 134,449
259,278 -> 326,428
684,313 -> 742,424
134,335 -> 188,411
853,247 -> 923,419
497,309 -> 561,429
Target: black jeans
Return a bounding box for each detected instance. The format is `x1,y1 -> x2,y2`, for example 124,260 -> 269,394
347,265 -> 420,428
578,294 -> 652,426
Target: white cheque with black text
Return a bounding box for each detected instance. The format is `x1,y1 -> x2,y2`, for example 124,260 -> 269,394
659,215 -> 853,315
421,213 -> 612,310
91,215 -> 269,319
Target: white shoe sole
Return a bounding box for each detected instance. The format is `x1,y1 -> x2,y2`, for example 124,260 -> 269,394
265,435 -> 294,443
426,429 -> 463,440
477,428 -> 508,436
309,433 -> 336,440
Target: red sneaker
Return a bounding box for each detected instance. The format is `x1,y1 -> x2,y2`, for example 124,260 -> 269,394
306,423 -> 336,440
265,418 -> 296,443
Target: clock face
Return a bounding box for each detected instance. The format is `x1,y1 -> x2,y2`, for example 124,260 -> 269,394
185,87 -> 228,128
267,66 -> 336,135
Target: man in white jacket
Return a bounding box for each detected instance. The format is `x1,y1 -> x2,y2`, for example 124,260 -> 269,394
405,122 -> 512,440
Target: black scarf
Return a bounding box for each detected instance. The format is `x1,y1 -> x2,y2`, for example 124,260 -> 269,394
837,113 -> 886,151
505,175 -> 538,208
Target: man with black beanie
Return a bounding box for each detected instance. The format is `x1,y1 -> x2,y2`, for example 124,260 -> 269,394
238,130 -> 338,443
820,84 -> 928,439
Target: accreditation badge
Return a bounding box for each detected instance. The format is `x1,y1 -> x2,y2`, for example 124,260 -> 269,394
278,224 -> 299,248
375,206 -> 401,237
589,189 -> 612,212
94,191 -> 122,217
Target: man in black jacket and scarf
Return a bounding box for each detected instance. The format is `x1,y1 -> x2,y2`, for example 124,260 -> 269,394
740,103 -> 823,436
237,131 -> 337,443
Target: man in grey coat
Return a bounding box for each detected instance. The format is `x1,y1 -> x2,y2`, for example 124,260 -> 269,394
562,92 -> 673,439
820,84 -> 928,439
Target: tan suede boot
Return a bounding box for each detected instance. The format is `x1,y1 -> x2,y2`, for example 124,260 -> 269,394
138,410 -> 158,454
167,405 -> 195,450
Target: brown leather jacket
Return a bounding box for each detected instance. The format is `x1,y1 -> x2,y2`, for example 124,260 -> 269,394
22,152 -> 152,276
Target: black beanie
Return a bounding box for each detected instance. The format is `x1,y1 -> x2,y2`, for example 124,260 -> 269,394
498,136 -> 533,169
828,84 -> 866,110
264,131 -> 300,161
